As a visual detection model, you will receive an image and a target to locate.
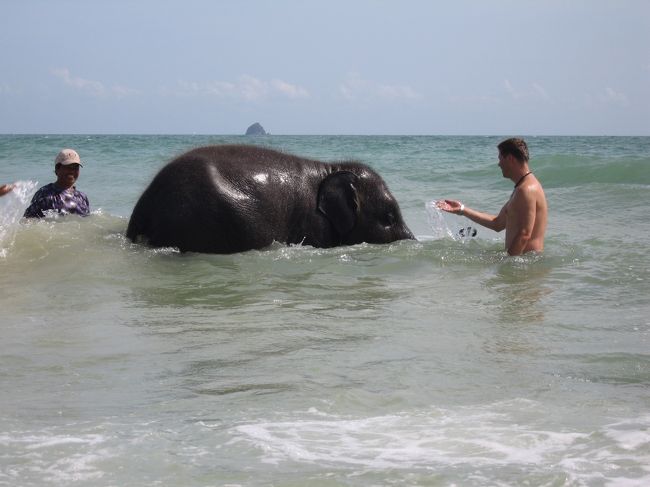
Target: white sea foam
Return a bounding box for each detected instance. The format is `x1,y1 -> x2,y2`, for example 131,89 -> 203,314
0,432 -> 110,484
603,417 -> 650,451
233,401 -> 650,484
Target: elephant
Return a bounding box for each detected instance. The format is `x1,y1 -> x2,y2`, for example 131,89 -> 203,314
126,144 -> 414,254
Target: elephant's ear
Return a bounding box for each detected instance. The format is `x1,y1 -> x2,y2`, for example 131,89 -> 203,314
317,171 -> 359,236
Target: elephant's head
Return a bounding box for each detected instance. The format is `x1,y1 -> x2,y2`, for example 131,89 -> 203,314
317,169 -> 414,246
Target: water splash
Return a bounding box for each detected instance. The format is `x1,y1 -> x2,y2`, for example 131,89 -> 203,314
425,200 -> 478,243
425,201 -> 455,240
0,181 -> 37,258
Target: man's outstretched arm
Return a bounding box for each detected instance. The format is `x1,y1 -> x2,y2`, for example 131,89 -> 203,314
437,199 -> 506,232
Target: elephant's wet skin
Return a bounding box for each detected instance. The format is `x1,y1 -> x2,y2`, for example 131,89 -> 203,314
126,144 -> 414,254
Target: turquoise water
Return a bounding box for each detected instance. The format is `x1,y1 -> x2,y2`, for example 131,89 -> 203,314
1,135 -> 649,486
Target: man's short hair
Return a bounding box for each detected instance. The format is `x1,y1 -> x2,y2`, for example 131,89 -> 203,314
498,138 -> 529,162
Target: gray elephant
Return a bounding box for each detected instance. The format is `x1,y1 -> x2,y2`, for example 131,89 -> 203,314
126,144 -> 414,254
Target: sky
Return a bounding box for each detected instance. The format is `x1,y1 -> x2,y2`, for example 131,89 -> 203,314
1,0 -> 649,135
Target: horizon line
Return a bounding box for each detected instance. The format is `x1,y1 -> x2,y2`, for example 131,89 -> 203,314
1,132 -> 649,137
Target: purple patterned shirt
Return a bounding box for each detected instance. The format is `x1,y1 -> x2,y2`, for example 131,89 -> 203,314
23,183 -> 90,218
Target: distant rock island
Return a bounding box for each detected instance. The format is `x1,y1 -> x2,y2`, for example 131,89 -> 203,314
245,123 -> 267,135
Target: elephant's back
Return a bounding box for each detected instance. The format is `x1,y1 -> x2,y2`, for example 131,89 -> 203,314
126,148 -> 237,250
173,144 -> 324,176
126,144 -> 378,252
127,145 -> 324,252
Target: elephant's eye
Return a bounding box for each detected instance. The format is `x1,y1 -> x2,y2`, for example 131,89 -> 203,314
384,211 -> 396,226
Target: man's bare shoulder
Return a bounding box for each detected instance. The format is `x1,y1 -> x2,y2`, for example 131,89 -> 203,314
514,176 -> 547,226
518,176 -> 546,200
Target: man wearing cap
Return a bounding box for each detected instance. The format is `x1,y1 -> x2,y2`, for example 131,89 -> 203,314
23,149 -> 90,218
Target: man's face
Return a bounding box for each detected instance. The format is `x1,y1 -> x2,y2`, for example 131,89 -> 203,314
497,152 -> 511,178
55,163 -> 81,187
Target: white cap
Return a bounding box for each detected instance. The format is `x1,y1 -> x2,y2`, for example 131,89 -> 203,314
54,148 -> 83,167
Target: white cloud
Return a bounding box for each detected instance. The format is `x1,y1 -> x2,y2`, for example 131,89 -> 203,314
270,79 -> 310,99
504,79 -> 551,102
52,68 -> 138,98
532,83 -> 550,101
338,73 -> 421,102
164,75 -> 310,101
449,80 -> 549,107
52,68 -> 105,96
171,80 -> 236,97
503,79 -> 519,100
238,75 -> 268,100
582,87 -> 630,108
448,94 -> 502,106
111,84 -> 140,98
0,83 -> 21,95
599,87 -> 629,106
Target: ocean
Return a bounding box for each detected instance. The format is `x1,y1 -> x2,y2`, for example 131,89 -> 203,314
1,135 -> 649,486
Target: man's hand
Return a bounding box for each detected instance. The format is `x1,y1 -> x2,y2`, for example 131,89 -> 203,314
0,183 -> 14,197
436,199 -> 463,214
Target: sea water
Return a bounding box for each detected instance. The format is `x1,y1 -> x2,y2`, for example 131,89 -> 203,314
1,135 -> 649,486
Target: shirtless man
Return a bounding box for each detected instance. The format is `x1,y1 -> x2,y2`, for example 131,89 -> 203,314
437,138 -> 547,255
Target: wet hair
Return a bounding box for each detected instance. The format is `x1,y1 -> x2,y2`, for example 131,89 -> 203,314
498,138 -> 529,162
